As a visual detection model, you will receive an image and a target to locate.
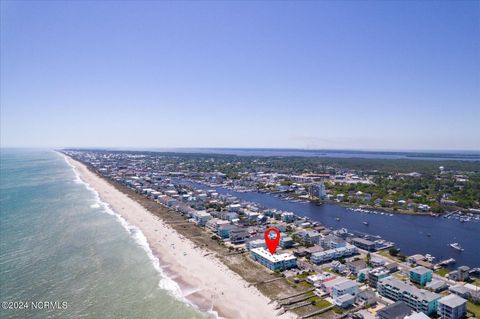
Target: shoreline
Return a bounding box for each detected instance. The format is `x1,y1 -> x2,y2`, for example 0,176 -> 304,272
62,154 -> 293,319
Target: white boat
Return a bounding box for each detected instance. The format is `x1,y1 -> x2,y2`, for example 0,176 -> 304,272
449,243 -> 464,251
363,221 -> 369,226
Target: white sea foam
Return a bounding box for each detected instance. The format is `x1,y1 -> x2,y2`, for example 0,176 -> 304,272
61,154 -> 217,318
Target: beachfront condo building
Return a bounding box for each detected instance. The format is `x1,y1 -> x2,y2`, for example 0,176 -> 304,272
410,266 -> 433,286
250,247 -> 297,271
378,277 -> 440,315
437,294 -> 467,319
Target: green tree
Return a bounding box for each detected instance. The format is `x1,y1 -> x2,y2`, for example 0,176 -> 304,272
389,248 -> 400,257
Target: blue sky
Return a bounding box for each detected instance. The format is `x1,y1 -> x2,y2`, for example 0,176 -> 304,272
1,1 -> 479,150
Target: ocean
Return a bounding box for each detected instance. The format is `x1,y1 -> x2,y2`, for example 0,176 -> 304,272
0,149 -> 205,319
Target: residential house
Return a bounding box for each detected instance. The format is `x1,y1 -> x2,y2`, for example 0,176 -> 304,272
218,224 -> 237,239
404,313 -> 430,319
229,229 -> 249,244
332,279 -> 358,300
377,301 -> 413,319
304,231 -> 321,245
335,294 -> 356,309
281,212 -> 295,223
192,211 -> 212,226
368,267 -> 390,288
356,289 -> 377,307
448,266 -> 470,282
410,266 -> 433,286
280,235 -> 294,249
331,260 -> 348,273
306,272 -> 336,286
347,259 -> 367,275
321,234 -> 347,249
246,239 -> 266,250
437,294 -> 467,319
426,279 -> 448,293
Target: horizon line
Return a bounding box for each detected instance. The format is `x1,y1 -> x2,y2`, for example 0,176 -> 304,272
2,146 -> 480,154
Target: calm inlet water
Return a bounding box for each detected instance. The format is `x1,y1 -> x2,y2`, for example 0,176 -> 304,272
183,181 -> 480,268
233,192 -> 480,267
0,150 -> 205,319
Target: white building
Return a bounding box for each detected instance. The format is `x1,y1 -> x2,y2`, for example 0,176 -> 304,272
405,313 -> 430,319
246,239 -> 266,250
250,247 -> 297,271
306,272 -> 336,286
228,204 -> 241,212
332,279 -> 358,300
205,218 -> 230,232
310,244 -> 357,264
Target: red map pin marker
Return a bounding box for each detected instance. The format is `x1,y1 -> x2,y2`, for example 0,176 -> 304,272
264,227 -> 280,255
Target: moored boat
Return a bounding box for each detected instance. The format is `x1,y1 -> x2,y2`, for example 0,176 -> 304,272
449,242 -> 464,251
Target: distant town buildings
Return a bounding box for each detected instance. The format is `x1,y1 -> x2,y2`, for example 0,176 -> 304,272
309,182 -> 327,200
64,150 -> 480,319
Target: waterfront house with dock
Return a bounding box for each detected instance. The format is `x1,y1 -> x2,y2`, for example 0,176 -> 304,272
447,266 -> 470,282
351,237 -> 376,251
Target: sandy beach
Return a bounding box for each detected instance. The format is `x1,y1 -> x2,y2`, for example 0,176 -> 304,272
64,155 -> 294,319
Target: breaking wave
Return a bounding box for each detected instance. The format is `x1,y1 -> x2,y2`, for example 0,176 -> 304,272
61,154 -> 220,318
